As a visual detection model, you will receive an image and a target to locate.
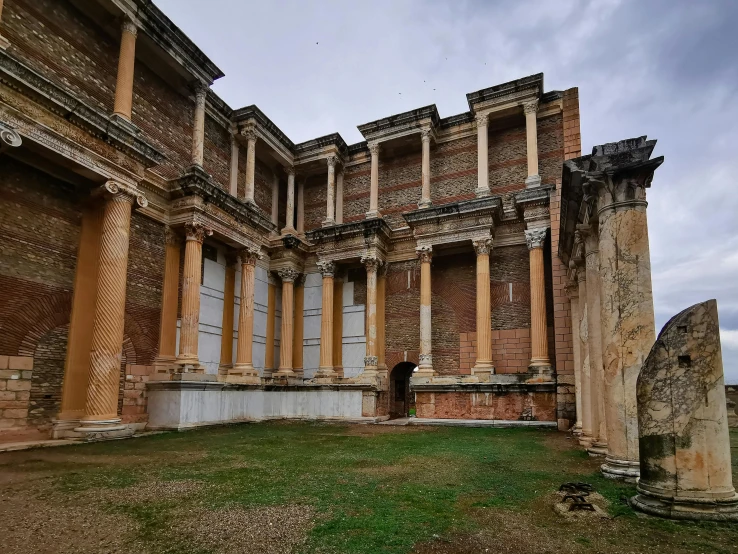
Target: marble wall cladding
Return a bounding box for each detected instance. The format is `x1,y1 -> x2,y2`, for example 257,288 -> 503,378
198,253 -> 227,374
303,272 -> 323,376
343,304 -> 366,377
253,266 -> 269,373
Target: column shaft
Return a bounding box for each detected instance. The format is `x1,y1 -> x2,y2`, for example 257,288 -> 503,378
275,269 -> 299,378
152,229 -> 180,377
316,262 -> 336,378
58,204 -> 102,420
526,228 -> 551,380
472,238 -> 493,380
568,284 -> 583,434
577,268 -> 594,446
419,129 -> 432,208
523,101 -> 541,187
229,132 -> 239,197
113,20 -> 137,121
333,278 -> 344,376
296,179 -> 305,234
362,257 -> 380,376
367,142 -> 380,218
191,85 -> 207,167
177,223 -> 207,369
292,279 -> 304,377
229,249 -> 261,383
324,156 -> 336,226
271,172 -> 279,228
475,114 -> 489,197
283,169 -> 296,233
219,257 -> 236,369
416,247 -> 434,377
264,276 -> 277,377
244,130 -> 257,203
79,184 -> 138,429
377,269 -> 387,373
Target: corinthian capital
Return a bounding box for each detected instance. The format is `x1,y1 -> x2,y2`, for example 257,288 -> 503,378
472,237 -> 493,256
240,126 -> 257,142
277,267 -> 300,283
367,141 -> 380,156
121,17 -> 138,37
239,246 -> 262,266
420,128 -> 432,143
523,100 -> 539,115
317,260 -> 336,278
192,81 -> 208,106
524,228 -> 548,250
416,245 -> 433,263
326,155 -> 338,169
184,222 -> 212,244
361,254 -> 382,272
475,113 -> 489,128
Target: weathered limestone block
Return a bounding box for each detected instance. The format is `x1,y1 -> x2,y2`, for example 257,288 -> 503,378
631,299 -> 738,521
727,398 -> 738,428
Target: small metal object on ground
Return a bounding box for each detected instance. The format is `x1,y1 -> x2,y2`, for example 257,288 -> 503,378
559,482 -> 596,511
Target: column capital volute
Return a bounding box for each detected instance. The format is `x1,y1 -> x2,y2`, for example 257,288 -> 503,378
472,237 -> 493,256
474,113 -> 489,128
360,254 -> 382,272
317,260 -> 336,278
96,180 -> 148,208
523,99 -> 539,115
367,141 -> 380,156
239,246 -> 263,266
415,245 -> 433,263
120,16 -> 138,37
277,267 -> 300,283
524,227 -> 548,250
0,122 -> 22,149
183,222 -> 212,244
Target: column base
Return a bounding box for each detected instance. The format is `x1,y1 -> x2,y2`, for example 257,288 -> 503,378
525,174 -> 542,188
51,418 -> 84,439
631,483 -> 738,522
417,199 -> 432,209
74,418 -> 133,441
474,187 -> 491,198
587,441 -> 609,457
578,432 -> 594,447
221,363 -> 260,384
526,362 -> 553,383
365,210 -> 381,219
572,423 -> 583,436
273,368 -> 296,379
471,363 -> 494,383
281,226 -> 298,236
601,455 -> 640,483
313,366 -> 337,382
321,219 -> 335,227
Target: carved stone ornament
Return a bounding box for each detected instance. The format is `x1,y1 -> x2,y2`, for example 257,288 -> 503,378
97,180 -> 148,208
361,254 -> 381,271
277,267 -> 300,283
240,126 -> 257,142
193,81 -> 208,106
184,222 -> 212,244
326,155 -> 338,169
121,17 -> 138,37
317,260 -> 336,278
419,353 -> 433,365
416,245 -> 433,263
0,121 -> 22,148
472,237 -> 493,256
475,113 -> 489,128
367,141 -> 380,156
523,100 -> 539,114
420,128 -> 432,143
525,228 -> 548,250
239,246 -> 262,266
364,356 -> 378,367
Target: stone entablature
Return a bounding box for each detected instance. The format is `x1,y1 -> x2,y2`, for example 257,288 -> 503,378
357,104 -> 440,143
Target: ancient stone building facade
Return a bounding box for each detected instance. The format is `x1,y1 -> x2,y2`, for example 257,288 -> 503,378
1,0 -> 633,443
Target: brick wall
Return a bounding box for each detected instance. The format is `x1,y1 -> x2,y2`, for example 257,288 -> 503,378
28,324 -> 68,428
0,356 -> 33,432
303,173 -> 328,231
415,390 -> 556,421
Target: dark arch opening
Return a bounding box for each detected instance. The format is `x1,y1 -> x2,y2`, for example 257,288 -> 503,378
389,362 -> 416,419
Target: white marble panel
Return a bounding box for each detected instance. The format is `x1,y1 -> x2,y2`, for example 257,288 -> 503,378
198,328 -> 222,374
304,314 -> 322,340
343,281 -> 354,306
343,309 -> 365,338
304,284 -> 322,311
200,289 -> 225,328
303,344 -> 320,376
343,342 -> 366,375
203,258 -> 226,292
304,272 -> 322,288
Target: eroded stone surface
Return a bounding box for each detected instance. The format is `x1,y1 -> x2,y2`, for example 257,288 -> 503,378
631,299 -> 738,521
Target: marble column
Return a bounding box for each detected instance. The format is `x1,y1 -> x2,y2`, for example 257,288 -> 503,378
366,142 -> 381,218
323,155 -> 337,226
191,83 -> 207,167
264,273 -> 277,378
416,246 -> 434,378
76,182 -> 146,433
525,227 -> 552,380
296,178 -> 305,234
0,0 -> 10,50
112,18 -> 137,121
580,225 -> 608,456
523,100 -> 541,188
315,261 -> 337,379
335,168 -> 344,224
228,247 -> 262,383
152,228 -> 180,376
377,265 -> 387,375
419,128 -> 432,208
218,253 -> 237,372
229,129 -> 239,197
566,278 -> 583,435
475,113 -> 490,198
597,177 -> 656,482
176,222 -> 209,370
361,255 -> 381,377
270,171 -> 279,231
282,167 -> 296,234
243,127 -> 257,203
576,263 -> 594,447
274,268 -> 299,378
292,276 -> 304,378
471,237 -> 494,381
332,278 -> 344,377
58,203 -> 102,422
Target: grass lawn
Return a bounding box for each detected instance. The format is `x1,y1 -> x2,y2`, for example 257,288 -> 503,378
0,423 -> 736,554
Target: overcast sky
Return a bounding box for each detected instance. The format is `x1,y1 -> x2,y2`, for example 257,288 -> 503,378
156,0 -> 738,383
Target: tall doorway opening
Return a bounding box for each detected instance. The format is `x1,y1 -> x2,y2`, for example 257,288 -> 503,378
389,362 -> 416,419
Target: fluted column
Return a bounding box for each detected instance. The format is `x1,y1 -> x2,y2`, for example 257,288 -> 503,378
296,178 -> 305,234
76,182 -> 146,432
275,268 -> 299,378
112,18 -> 137,121
264,273 -> 277,378
366,142 -> 381,218
377,264 -> 387,374
335,168 -> 344,224
191,83 -> 207,167
243,127 -> 257,203
323,155 -> 337,226
526,228 -> 552,380
227,247 -> 262,383
0,0 -> 10,50
576,263 -> 593,447
218,254 -> 237,372
472,237 -> 494,381
475,113 -> 490,198
176,222 -> 210,370
416,246 -> 434,378
523,100 -> 541,188
566,278 -> 583,435
580,224 -> 608,456
229,129 -> 239,197
315,261 -> 337,379
361,255 -> 381,377
282,167 -> 296,234
419,128 -> 432,208
333,277 -> 344,376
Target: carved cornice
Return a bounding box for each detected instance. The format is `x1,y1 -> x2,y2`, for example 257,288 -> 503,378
0,50 -> 165,168
466,73 -> 542,112
357,104 -> 440,143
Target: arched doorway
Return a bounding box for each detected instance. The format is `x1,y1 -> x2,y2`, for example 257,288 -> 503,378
389,362 -> 416,419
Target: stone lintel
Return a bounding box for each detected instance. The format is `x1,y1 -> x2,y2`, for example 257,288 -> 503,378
357,105 -> 440,142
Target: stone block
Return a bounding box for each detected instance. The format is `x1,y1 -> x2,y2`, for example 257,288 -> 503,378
2,408 -> 29,419
15,391 -> 30,401
0,370 -> 20,379
8,356 -> 33,370
0,391 -> 17,401
7,380 -> 31,392
0,355 -> 7,369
